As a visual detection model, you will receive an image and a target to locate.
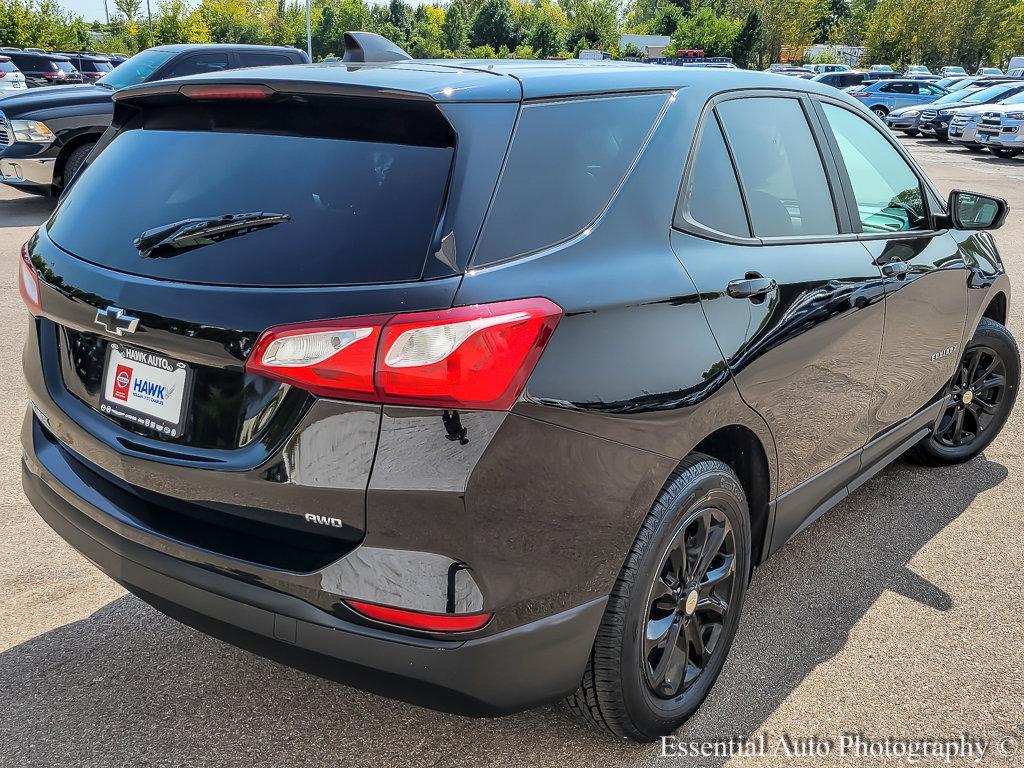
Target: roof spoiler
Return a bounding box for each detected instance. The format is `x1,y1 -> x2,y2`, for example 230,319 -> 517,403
342,31 -> 412,63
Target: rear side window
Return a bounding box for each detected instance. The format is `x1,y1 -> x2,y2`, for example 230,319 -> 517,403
717,97 -> 838,238
676,117 -> 749,238
820,104 -> 927,233
238,53 -> 292,67
472,93 -> 667,266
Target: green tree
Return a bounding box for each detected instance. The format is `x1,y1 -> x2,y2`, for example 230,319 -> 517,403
441,1 -> 469,52
528,12 -> 563,57
670,7 -> 741,57
471,0 -> 520,50
730,9 -> 761,68
114,0 -> 142,21
652,5 -> 682,36
563,0 -> 619,50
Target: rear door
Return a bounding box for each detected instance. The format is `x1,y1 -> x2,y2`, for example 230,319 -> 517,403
812,98 -> 967,442
672,91 -> 886,552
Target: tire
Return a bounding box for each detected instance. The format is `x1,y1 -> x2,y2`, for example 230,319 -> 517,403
909,318 -> 1019,466
565,454 -> 751,741
872,106 -> 888,119
991,147 -> 1022,159
967,146 -> 985,153
903,129 -> 919,137
61,142 -> 95,189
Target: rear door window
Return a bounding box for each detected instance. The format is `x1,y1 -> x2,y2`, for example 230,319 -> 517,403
676,117 -> 749,238
238,53 -> 292,67
472,93 -> 667,266
716,96 -> 839,238
161,53 -> 230,79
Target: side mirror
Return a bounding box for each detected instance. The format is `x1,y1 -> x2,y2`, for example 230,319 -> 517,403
944,190 -> 1009,231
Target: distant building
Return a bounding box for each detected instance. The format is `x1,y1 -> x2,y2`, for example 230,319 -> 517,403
619,34 -> 672,59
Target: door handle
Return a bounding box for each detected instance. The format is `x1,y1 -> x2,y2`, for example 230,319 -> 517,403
880,260 -> 910,277
727,275 -> 778,301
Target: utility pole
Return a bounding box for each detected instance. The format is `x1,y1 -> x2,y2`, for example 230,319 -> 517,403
103,0 -> 109,26
305,0 -> 312,62
146,0 -> 153,36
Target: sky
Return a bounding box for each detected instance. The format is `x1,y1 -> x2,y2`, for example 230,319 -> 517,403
58,0 -> 423,24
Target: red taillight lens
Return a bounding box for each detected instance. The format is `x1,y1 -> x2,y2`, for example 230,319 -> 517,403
245,315 -> 389,400
245,298 -> 562,410
42,71 -> 64,79
18,242 -> 40,315
344,599 -> 492,632
376,298 -> 561,409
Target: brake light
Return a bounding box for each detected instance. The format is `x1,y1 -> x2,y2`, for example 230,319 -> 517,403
42,71 -> 64,79
18,242 -> 40,315
180,84 -> 272,100
344,600 -> 492,632
245,298 -> 562,410
0,72 -> 6,79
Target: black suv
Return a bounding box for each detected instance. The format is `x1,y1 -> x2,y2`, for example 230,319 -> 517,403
0,43 -> 308,195
57,52 -> 115,81
8,51 -> 83,87
20,34 -> 1018,741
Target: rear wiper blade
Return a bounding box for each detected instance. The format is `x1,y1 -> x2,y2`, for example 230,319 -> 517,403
134,211 -> 290,258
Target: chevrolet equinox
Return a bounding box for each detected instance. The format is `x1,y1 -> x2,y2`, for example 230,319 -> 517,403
19,33 -> 1018,741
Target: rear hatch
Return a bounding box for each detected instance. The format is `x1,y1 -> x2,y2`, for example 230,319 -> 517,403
31,70 -> 519,514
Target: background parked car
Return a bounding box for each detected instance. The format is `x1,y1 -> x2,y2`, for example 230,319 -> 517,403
971,95 -> 1024,157
905,65 -> 931,75
848,78 -> 948,118
940,66 -> 968,76
0,55 -> 28,93
806,63 -> 850,74
0,43 -> 309,195
917,81 -> 1024,140
57,53 -> 114,81
7,51 -> 83,87
105,54 -> 128,67
977,67 -> 1003,75
869,64 -> 895,72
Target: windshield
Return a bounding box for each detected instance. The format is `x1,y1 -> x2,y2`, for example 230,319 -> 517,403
97,49 -> 175,90
963,84 -> 1016,103
1001,91 -> 1024,105
935,88 -> 979,104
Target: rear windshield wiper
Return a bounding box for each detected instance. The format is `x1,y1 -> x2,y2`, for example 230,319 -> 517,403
134,212 -> 290,258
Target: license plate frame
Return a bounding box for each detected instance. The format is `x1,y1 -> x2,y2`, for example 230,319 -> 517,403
99,342 -> 194,437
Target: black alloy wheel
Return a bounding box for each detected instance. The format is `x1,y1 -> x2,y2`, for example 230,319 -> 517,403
643,508 -> 735,699
910,318 -> 1019,465
933,345 -> 1006,449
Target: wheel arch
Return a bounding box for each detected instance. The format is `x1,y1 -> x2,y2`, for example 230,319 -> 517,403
983,291 -> 1007,326
55,132 -> 101,188
689,425 -> 772,571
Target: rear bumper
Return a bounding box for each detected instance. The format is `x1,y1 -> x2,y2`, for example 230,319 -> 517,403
22,419 -> 606,715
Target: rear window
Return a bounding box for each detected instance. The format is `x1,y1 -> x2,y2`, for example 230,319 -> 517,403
89,61 -> 113,73
0,60 -> 15,73
472,93 -> 667,266
54,60 -> 76,74
48,103 -> 455,287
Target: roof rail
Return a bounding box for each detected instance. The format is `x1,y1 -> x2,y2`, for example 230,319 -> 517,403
341,31 -> 412,63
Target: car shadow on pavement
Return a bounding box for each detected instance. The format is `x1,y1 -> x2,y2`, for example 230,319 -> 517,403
0,193 -> 56,228
0,455 -> 1007,768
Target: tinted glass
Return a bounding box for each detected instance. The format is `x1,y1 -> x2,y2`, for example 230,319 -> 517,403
474,93 -> 666,265
238,53 -> 292,67
54,60 -> 76,74
964,84 -> 1016,103
97,49 -> 175,89
935,88 -> 978,104
717,97 -> 838,238
90,61 -> 113,73
0,61 -> 15,73
822,104 -> 926,233
48,129 -> 454,286
162,53 -> 230,79
677,117 -> 749,238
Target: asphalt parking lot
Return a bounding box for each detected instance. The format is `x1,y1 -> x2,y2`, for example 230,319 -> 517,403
2,141 -> 1023,767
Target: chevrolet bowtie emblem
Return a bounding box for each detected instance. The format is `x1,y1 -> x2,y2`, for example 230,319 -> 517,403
94,306 -> 140,336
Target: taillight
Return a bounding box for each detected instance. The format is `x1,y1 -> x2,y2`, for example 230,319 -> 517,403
245,298 -> 562,410
344,599 -> 492,633
18,242 -> 40,315
42,71 -> 64,79
0,72 -> 6,79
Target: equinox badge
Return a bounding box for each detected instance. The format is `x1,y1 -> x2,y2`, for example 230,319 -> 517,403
95,306 -> 140,336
